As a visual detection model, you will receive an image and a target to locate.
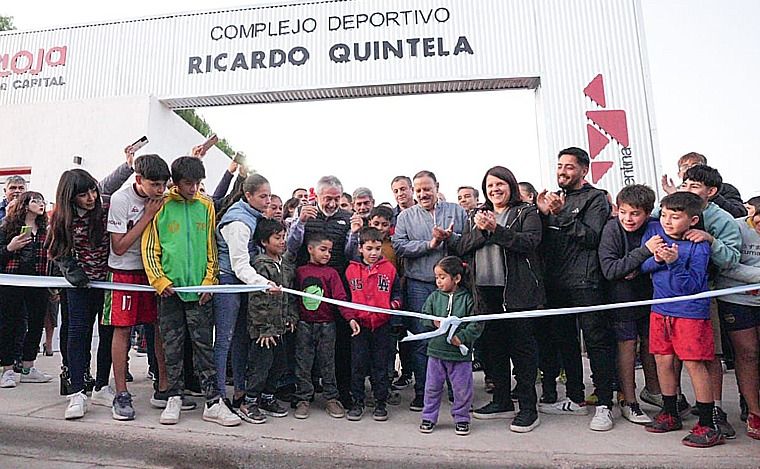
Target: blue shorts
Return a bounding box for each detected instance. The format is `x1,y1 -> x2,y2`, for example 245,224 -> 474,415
717,301 -> 760,333
613,315 -> 649,342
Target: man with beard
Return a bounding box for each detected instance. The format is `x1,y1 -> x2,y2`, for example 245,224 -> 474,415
392,170 -> 467,412
287,175 -> 354,408
535,147 -> 616,432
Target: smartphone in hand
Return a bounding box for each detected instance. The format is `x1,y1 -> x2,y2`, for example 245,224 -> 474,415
201,134 -> 219,153
20,225 -> 31,236
128,136 -> 149,153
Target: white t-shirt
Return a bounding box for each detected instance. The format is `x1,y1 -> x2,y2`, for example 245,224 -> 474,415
107,184 -> 148,270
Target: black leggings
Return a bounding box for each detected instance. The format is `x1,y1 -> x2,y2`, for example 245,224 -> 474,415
0,286 -> 49,366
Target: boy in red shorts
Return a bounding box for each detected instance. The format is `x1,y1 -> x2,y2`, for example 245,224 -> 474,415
104,154 -> 171,420
641,192 -> 723,447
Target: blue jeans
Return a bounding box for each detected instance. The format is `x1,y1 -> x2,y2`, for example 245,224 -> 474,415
212,274 -> 250,397
66,289 -> 112,393
405,278 -> 437,399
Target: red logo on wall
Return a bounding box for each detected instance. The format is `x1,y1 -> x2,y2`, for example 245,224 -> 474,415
0,46 -> 67,77
583,74 -> 634,184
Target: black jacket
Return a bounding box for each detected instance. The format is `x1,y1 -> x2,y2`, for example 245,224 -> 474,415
714,183 -> 747,218
598,218 -> 653,320
450,202 -> 545,311
295,208 -> 352,273
541,184 -> 610,290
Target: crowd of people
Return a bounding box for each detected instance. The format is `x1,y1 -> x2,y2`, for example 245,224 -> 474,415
0,145 -> 758,448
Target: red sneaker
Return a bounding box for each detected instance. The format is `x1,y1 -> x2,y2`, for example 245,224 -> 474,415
748,413 -> 760,440
645,411 -> 682,433
682,423 -> 725,448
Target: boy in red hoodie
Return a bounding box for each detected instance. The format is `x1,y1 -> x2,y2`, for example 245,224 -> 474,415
345,227 -> 402,422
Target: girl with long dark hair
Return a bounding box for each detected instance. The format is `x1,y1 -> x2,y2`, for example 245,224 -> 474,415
0,191 -> 53,388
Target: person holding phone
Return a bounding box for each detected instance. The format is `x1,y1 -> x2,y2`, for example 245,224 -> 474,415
0,191 -> 54,388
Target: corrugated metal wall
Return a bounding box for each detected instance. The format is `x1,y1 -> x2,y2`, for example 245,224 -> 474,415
0,0 -> 659,193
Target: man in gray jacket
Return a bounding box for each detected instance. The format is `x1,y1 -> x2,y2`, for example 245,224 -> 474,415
392,170 -> 467,412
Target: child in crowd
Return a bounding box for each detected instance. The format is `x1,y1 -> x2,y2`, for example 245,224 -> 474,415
105,154 -> 174,421
641,192 -> 722,447
142,156 -> 239,427
715,198 -> 760,439
238,219 -> 297,424
0,191 -> 53,388
598,184 -> 662,424
419,256 -> 482,436
293,232 -> 359,420
344,227 -> 402,422
47,155 -> 133,419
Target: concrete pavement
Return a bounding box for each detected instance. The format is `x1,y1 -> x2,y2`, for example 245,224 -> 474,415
0,351 -> 756,468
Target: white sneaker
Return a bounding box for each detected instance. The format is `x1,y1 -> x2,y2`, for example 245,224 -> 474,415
590,406 -> 614,431
20,367 -> 53,383
0,369 -> 17,388
160,396 -> 182,425
621,401 -> 653,425
203,399 -> 242,427
539,398 -> 589,415
65,392 -> 88,419
91,385 -> 116,407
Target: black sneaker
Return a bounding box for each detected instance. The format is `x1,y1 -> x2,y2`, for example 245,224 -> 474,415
231,394 -> 245,409
419,419 -> 435,433
392,375 -> 412,390
454,421 -> 470,436
539,391 -> 557,405
347,402 -> 365,421
713,406 -> 736,439
260,394 -> 288,418
238,397 -> 267,424
373,402 -> 388,421
510,410 -> 540,433
473,401 -> 516,420
409,395 -> 424,412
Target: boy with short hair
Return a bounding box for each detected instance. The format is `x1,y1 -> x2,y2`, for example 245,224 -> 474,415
238,218 -> 298,424
106,154 -> 174,420
293,232 -> 359,420
641,192 -> 722,447
598,184 -> 662,425
142,156 -> 240,427
344,227 -> 402,422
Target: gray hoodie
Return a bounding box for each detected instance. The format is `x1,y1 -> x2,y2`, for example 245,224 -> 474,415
716,217 -> 760,306
392,201 -> 467,283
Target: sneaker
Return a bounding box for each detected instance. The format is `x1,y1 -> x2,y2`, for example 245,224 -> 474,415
238,397 -> 267,424
160,396 -> 182,425
112,391 -> 135,421
387,391 -> 402,406
392,374 -> 412,390
91,386 -> 116,407
621,401 -> 653,425
419,419 -> 435,433
590,406 -> 614,431
455,421 -> 470,436
712,406 -> 736,439
373,402 -> 388,421
409,395 -> 424,412
539,398 -> 588,415
203,399 -> 242,427
259,394 -> 288,418
294,401 -> 310,419
747,413 -> 760,440
473,401 -> 516,420
639,388 -> 664,409
150,391 -> 197,410
677,394 -> 694,419
645,411 -> 683,433
325,399 -> 346,418
347,402 -> 364,421
539,391 -> 557,405
65,392 -> 88,420
682,423 -> 725,448
510,410 -> 540,433
20,367 -> 53,383
0,369 -> 16,388
585,392 -> 599,406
